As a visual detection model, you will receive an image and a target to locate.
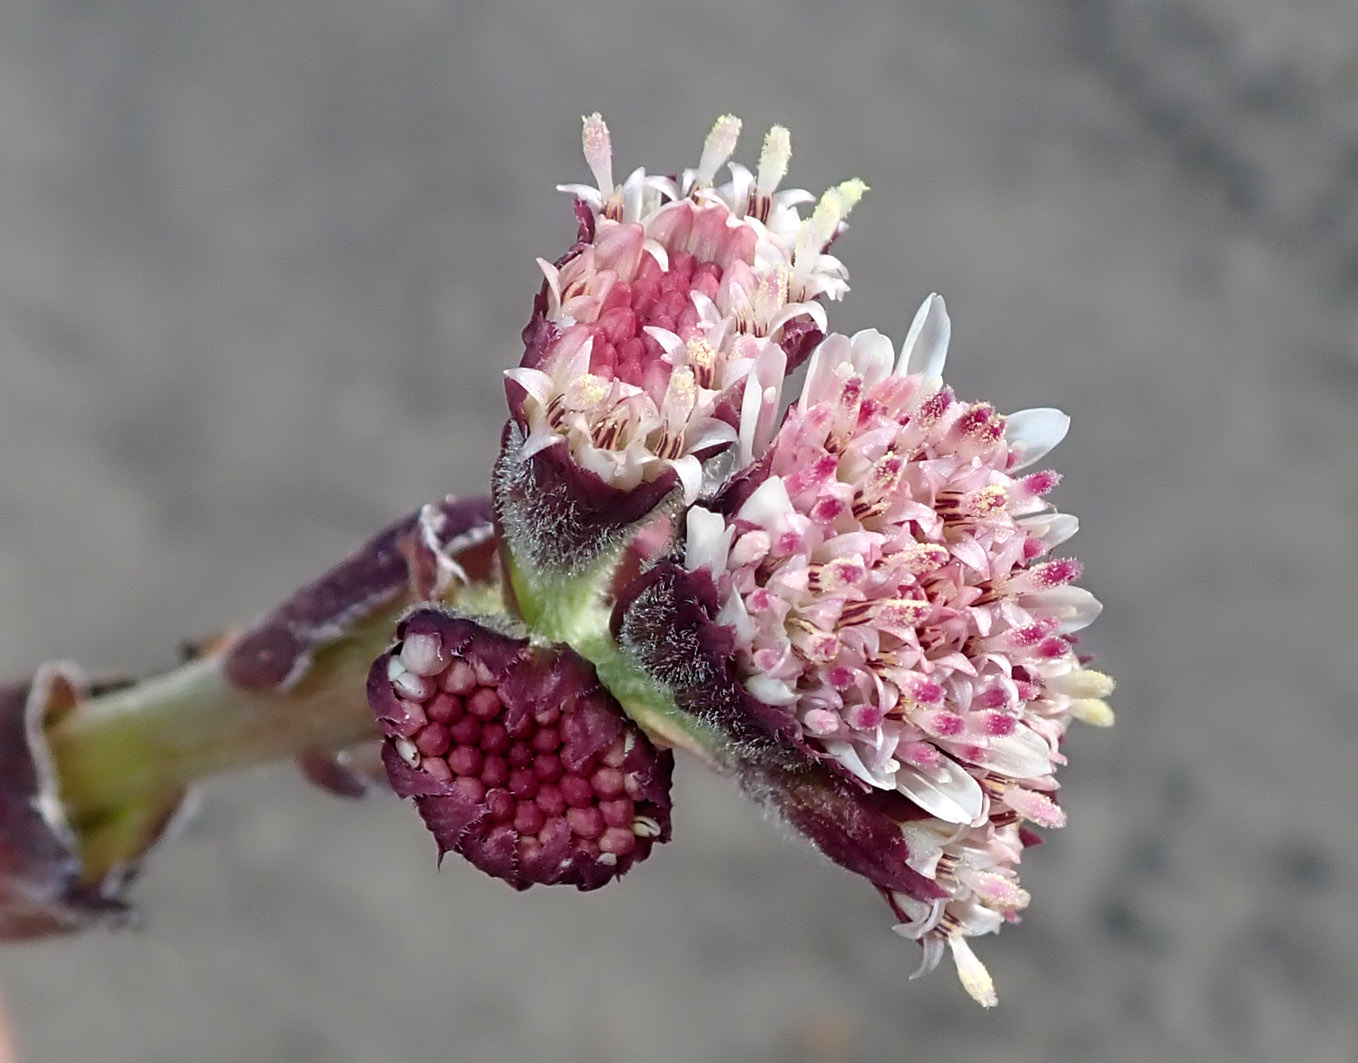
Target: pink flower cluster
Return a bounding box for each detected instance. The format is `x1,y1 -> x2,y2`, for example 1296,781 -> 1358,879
473,113 -> 1110,1007
505,114 -> 863,503
680,299 -> 1113,1003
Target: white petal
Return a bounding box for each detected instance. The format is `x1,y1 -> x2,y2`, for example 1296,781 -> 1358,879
620,167 -> 649,221
738,343 -> 788,464
535,258 -> 564,312
736,475 -> 796,528
950,535 -> 990,576
1017,512 -> 1079,547
671,454 -> 705,504
799,333 -> 850,411
907,932 -> 946,980
714,589 -> 756,644
1025,585 -> 1102,633
556,182 -> 604,211
558,332 -> 594,380
896,759 -> 985,824
972,724 -> 1053,779
641,239 -> 669,272
1005,408 -> 1070,470
688,290 -> 719,324
847,328 -> 895,386
684,507 -> 734,573
642,326 -> 685,360
824,740 -> 897,789
723,162 -> 755,212
502,367 -> 555,406
892,898 -> 945,940
516,428 -> 565,461
745,673 -> 798,706
897,293 -> 950,381
738,378 -> 771,466
767,298 -> 827,337
683,418 -> 739,453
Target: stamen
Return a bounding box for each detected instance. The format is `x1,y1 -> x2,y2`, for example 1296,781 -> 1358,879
685,336 -> 719,388
695,114 -> 742,188
948,934 -> 998,1007
757,126 -> 791,194
581,113 -> 614,200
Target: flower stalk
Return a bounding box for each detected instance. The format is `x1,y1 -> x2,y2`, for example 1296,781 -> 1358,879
46,624 -> 386,835
3,497 -> 500,908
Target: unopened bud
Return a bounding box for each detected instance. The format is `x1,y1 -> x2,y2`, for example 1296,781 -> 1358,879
369,610 -> 673,891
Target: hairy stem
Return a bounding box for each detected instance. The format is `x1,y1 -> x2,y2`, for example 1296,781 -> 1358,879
506,550 -> 728,767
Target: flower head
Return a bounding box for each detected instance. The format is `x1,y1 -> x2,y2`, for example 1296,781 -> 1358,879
369,610 -> 673,891
616,295 -> 1112,1002
499,115 -> 865,573
477,116 -> 1108,1007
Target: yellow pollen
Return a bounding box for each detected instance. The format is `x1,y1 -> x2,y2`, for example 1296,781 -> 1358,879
1070,698 -> 1115,727
696,115 -> 742,187
897,543 -> 949,575
685,336 -> 719,387
666,365 -> 698,416
757,126 -> 792,193
831,178 -> 868,217
566,374 -> 612,410
969,484 -> 1008,515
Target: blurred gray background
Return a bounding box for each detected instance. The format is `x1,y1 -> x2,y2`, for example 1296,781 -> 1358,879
2,1 -> 1357,1060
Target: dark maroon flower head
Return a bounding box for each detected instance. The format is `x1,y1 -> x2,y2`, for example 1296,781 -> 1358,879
368,609 -> 672,891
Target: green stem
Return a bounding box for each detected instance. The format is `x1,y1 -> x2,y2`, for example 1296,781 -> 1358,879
506,552 -> 728,767
48,639 -> 382,822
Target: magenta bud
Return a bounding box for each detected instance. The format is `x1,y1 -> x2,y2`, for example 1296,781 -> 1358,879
369,610 -> 673,891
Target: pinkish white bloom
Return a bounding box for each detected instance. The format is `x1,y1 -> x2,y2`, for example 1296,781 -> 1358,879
679,294 -> 1112,1002
504,113 -> 865,506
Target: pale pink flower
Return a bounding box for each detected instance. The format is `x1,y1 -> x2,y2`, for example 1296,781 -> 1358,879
678,294 -> 1113,1002
504,114 -> 865,506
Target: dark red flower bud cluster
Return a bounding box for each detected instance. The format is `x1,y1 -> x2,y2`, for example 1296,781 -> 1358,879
369,610 -> 672,891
